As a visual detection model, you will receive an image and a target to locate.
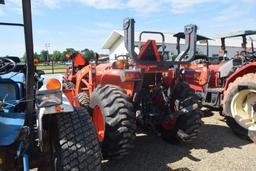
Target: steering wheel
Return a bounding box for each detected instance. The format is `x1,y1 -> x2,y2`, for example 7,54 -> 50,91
0,57 -> 16,75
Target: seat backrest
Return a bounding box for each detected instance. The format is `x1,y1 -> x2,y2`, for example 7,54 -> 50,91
138,40 -> 161,62
0,80 -> 20,101
0,72 -> 25,101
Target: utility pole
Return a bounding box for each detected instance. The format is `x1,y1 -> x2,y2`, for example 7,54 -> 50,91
45,43 -> 54,74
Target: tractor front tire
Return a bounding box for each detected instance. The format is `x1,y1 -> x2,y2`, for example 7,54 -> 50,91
223,73 -> 256,143
90,85 -> 136,159
52,107 -> 102,171
159,82 -> 202,143
77,92 -> 90,108
63,82 -> 75,89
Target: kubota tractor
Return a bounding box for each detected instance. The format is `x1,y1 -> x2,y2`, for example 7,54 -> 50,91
178,30 -> 256,142
0,1 -> 101,170
64,18 -> 203,159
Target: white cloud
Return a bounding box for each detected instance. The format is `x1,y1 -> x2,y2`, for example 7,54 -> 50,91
166,0 -> 215,14
75,0 -> 125,9
127,0 -> 161,14
3,0 -> 255,16
95,22 -> 115,29
43,0 -> 61,9
215,6 -> 245,21
8,0 -> 22,14
0,9 -> 4,16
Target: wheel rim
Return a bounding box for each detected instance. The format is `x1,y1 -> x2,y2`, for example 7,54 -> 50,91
160,104 -> 177,130
231,89 -> 256,131
161,119 -> 177,130
92,105 -> 105,142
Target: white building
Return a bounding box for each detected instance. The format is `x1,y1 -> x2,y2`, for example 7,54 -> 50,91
101,30 -> 244,61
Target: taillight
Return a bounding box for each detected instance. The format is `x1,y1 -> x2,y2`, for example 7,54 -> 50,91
46,78 -> 61,90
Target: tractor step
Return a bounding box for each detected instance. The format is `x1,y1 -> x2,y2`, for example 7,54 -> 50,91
205,88 -> 224,93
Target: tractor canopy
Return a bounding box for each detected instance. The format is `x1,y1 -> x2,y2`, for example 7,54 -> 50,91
219,30 -> 256,53
173,32 -> 212,41
173,32 -> 212,58
219,30 -> 256,39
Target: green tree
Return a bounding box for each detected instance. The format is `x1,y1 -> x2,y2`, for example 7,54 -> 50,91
60,52 -> 67,61
81,48 -> 95,62
52,50 -> 64,62
34,52 -> 40,62
21,53 -> 26,62
40,50 -> 49,62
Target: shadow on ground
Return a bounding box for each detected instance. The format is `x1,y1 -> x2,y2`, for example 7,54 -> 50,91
102,122 -> 251,171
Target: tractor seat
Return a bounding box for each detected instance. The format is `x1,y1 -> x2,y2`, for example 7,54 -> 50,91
138,40 -> 161,62
0,72 -> 25,101
0,112 -> 25,146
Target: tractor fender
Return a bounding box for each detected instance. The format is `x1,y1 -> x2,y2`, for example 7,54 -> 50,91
97,69 -> 136,97
37,74 -> 74,151
37,92 -> 74,152
224,62 -> 256,91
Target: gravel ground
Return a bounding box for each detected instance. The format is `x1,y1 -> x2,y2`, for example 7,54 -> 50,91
103,112 -> 256,171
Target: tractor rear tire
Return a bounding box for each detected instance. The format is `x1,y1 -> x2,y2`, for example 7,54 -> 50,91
52,107 -> 102,171
90,85 -> 136,159
159,82 -> 203,143
77,92 -> 90,108
223,73 -> 256,143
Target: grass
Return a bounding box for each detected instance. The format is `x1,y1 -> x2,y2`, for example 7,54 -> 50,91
37,64 -> 69,74
37,64 -> 68,70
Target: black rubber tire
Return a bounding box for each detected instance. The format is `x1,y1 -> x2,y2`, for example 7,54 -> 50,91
90,85 -> 136,159
63,82 -> 75,89
159,82 -> 203,143
52,107 -> 102,171
223,73 -> 256,143
77,92 -> 90,108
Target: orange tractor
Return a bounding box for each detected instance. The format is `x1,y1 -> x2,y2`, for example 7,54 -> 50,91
176,30 -> 256,142
64,18 -> 203,159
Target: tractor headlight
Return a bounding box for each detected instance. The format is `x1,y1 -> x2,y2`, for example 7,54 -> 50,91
36,89 -> 62,108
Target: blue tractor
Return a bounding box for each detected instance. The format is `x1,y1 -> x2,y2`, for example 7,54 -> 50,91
0,1 -> 102,170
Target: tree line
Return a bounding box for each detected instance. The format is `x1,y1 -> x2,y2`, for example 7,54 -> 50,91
22,48 -> 96,63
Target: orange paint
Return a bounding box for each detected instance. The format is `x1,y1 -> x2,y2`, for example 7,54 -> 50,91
93,106 -> 105,142
74,53 -> 87,66
46,79 -> 61,90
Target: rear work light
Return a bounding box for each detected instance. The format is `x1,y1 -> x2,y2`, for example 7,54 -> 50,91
120,69 -> 142,82
46,78 -> 61,90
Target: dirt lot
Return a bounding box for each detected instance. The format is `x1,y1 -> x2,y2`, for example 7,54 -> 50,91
103,112 -> 256,171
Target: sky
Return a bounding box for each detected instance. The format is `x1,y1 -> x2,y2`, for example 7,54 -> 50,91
0,0 -> 255,56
